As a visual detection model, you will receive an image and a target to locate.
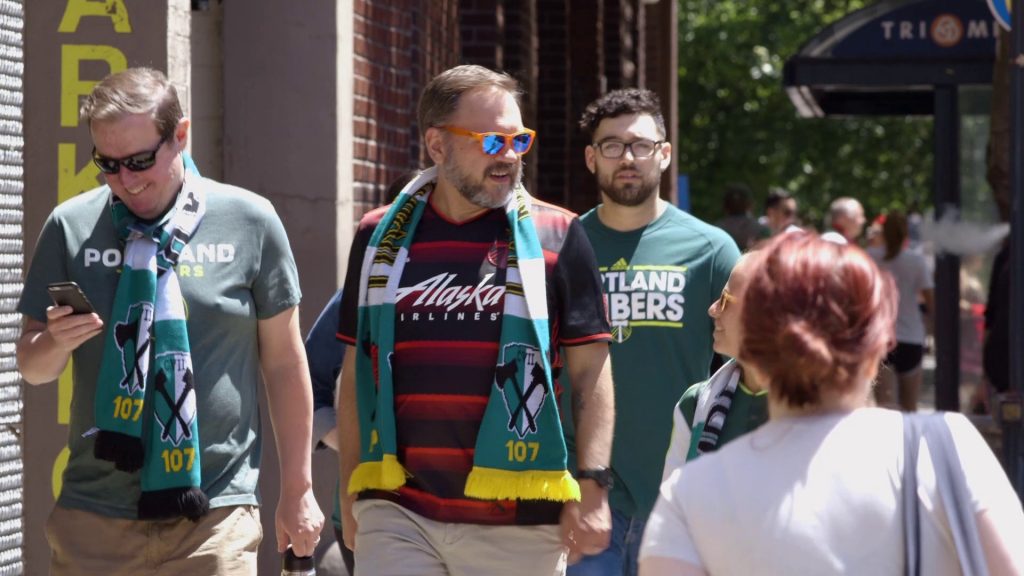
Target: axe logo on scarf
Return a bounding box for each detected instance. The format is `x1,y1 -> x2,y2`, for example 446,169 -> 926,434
153,352 -> 197,446
495,342 -> 549,439
161,191 -> 201,264
114,302 -> 155,395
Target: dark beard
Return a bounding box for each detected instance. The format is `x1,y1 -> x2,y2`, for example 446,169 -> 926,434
599,168 -> 660,207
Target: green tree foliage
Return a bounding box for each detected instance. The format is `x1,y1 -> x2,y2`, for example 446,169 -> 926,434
679,0 -> 934,227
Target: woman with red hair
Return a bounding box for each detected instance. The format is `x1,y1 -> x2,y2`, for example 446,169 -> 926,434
638,233 -> 1023,576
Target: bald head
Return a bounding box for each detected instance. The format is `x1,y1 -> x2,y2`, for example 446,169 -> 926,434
828,197 -> 865,241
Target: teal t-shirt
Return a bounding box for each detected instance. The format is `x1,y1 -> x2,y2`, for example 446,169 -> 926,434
679,377 -> 769,461
563,203 -> 739,518
18,177 -> 301,518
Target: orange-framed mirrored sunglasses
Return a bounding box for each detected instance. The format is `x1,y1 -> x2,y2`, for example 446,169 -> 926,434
716,288 -> 737,313
438,125 -> 536,156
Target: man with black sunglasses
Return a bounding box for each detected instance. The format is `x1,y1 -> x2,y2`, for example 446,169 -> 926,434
16,67 -> 323,574
336,64 -> 614,575
564,88 -> 741,576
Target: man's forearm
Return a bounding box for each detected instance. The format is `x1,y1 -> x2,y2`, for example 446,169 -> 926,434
17,329 -> 70,385
265,362 -> 315,492
337,351 -> 360,503
567,346 -> 615,470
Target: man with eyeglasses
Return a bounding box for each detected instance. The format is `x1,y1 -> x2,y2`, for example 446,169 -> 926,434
335,64 -> 614,575
16,67 -> 323,574
564,88 -> 740,576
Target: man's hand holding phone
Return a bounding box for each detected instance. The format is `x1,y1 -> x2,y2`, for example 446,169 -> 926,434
45,282 -> 103,352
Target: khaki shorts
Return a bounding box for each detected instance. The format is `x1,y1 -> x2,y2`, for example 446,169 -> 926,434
353,499 -> 567,576
45,504 -> 262,576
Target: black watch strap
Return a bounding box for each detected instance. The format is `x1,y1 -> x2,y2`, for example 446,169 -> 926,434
577,467 -> 614,490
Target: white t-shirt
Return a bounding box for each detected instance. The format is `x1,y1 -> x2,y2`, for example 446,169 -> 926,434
869,247 -> 933,345
820,230 -> 848,244
640,409 -> 1024,575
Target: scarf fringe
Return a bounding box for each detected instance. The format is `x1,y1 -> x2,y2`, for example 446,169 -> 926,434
93,430 -> 145,473
137,486 -> 210,522
347,455 -> 408,494
464,466 -> 581,502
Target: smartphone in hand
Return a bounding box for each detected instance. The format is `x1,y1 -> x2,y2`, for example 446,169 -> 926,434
47,281 -> 96,314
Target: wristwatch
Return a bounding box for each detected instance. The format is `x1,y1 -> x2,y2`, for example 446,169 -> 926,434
576,467 -> 614,490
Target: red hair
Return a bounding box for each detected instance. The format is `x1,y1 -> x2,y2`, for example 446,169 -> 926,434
741,233 -> 897,408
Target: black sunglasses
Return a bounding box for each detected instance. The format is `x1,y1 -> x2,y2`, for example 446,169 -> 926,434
92,134 -> 170,175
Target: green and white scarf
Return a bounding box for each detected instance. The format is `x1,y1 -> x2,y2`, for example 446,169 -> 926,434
348,166 -> 580,502
93,157 -> 209,521
687,358 -> 742,460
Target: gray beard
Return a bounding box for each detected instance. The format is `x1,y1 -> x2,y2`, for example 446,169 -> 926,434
445,162 -> 522,209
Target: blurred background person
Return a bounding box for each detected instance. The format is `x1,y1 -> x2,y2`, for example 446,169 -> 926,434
868,212 -> 933,412
714,183 -> 768,250
982,239 -> 1011,406
864,214 -> 886,250
761,187 -> 798,236
821,196 -> 866,244
638,232 -> 1024,576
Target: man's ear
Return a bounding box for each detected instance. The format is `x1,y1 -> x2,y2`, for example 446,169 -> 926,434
584,145 -> 597,174
658,140 -> 672,172
172,117 -> 191,152
424,127 -> 446,165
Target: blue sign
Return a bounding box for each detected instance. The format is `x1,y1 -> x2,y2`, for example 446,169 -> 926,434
677,175 -> 690,213
988,0 -> 1011,30
831,0 -> 998,59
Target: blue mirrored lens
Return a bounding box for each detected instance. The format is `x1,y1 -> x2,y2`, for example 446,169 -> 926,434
482,134 -> 506,155
512,133 -> 532,153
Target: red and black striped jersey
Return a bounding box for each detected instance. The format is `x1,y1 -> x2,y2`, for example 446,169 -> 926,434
338,196 -> 611,525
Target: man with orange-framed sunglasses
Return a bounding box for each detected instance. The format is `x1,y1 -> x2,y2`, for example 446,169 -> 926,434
335,64 -> 615,575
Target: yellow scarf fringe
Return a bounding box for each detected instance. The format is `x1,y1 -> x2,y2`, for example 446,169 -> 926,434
464,466 -> 581,502
347,454 -> 408,494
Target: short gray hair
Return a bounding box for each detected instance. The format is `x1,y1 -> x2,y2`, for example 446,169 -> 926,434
417,65 -> 521,138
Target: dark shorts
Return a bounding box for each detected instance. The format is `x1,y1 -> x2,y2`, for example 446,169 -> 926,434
886,342 -> 924,374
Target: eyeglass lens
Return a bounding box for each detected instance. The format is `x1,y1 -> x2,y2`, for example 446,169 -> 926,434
598,140 -> 658,159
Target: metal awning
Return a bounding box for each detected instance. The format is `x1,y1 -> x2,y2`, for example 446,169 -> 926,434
784,0 -> 997,117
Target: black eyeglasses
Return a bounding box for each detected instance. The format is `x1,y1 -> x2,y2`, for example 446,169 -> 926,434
92,134 -> 170,175
593,139 -> 664,160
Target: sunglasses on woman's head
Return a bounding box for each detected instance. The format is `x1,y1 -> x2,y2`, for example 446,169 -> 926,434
92,134 -> 170,175
438,125 -> 536,156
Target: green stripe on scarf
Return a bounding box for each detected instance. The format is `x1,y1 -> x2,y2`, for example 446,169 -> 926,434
348,166 -> 580,502
94,153 -> 210,521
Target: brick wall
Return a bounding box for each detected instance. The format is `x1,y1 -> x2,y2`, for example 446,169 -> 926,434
535,0 -> 570,207
351,0 -> 458,218
503,0 -> 538,193
460,0 -> 501,69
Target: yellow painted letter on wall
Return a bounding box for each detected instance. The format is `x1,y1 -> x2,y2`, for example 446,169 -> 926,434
58,0 -> 132,34
58,143 -> 100,203
61,45 -> 127,128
